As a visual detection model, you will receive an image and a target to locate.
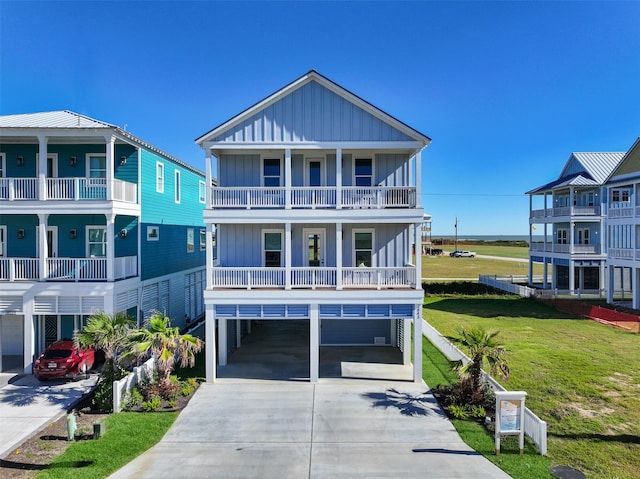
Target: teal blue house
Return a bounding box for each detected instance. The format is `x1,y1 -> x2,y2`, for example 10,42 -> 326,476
0,111 -> 207,374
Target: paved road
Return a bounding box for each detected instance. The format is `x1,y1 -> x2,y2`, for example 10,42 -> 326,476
109,381 -> 512,479
0,373 -> 97,458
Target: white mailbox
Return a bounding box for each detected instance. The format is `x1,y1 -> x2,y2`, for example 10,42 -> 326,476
495,390 -> 527,455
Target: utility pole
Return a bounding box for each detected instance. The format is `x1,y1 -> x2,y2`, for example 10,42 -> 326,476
454,216 -> 458,252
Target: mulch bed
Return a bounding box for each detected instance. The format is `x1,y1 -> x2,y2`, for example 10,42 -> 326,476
0,388 -> 196,479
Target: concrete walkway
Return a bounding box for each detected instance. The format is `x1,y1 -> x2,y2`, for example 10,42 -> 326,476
0,373 -> 97,458
110,380 -> 512,479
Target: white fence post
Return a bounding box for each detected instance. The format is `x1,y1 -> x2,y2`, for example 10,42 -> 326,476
112,357 -> 156,413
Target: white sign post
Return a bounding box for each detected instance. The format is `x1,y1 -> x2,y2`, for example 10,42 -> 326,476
495,391 -> 527,455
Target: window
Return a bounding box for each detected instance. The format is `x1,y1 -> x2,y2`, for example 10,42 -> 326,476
354,230 -> 374,267
354,158 -> 373,187
612,189 -> 630,203
199,181 -> 206,203
199,229 -> 206,251
88,155 -> 106,178
262,230 -> 283,267
0,226 -> 5,257
262,158 -> 281,187
156,162 -> 164,193
147,226 -> 160,241
557,229 -> 567,245
578,228 -> 590,245
187,228 -> 194,252
174,171 -> 181,203
0,153 -> 5,178
87,227 -> 107,257
212,228 -> 217,260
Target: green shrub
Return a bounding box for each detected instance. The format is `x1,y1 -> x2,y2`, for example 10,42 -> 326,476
141,396 -> 161,412
124,387 -> 144,410
471,405 -> 486,419
181,385 -> 195,397
167,399 -> 177,409
448,404 -> 469,419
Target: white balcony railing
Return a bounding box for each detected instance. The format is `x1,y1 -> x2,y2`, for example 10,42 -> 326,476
0,256 -> 137,281
530,205 -> 600,218
0,177 -> 137,203
530,244 -> 601,254
609,248 -> 635,260
209,186 -> 416,209
210,266 -> 416,290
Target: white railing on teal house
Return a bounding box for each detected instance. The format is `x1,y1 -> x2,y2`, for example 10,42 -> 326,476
0,256 -> 137,281
210,186 -> 416,209
0,177 -> 137,202
210,266 -> 415,290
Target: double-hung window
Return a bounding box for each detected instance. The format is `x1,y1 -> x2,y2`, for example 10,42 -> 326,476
87,227 -> 107,257
263,230 -> 283,267
557,229 -> 568,245
199,181 -> 206,203
156,162 -> 164,193
263,158 -> 281,187
88,155 -> 106,179
187,228 -> 194,252
354,158 -> 373,187
354,229 -> 374,267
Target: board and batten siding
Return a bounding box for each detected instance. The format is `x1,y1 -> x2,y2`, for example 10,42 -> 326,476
212,80 -> 414,144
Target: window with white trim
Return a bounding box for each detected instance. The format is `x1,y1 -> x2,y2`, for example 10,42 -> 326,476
175,170 -> 181,203
577,228 -> 590,245
354,158 -> 373,187
262,158 -> 281,187
353,229 -> 374,266
88,154 -> 106,178
262,229 -> 283,267
147,226 -> 159,241
612,188 -> 630,204
198,181 -> 206,203
87,226 -> 107,257
156,162 -> 164,193
199,229 -> 206,251
187,228 -> 194,252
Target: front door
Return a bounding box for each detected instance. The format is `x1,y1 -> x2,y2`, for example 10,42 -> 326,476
305,158 -> 324,187
304,229 -> 325,267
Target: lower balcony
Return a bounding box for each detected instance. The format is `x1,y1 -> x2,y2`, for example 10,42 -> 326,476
0,177 -> 137,202
0,256 -> 138,281
210,266 -> 416,290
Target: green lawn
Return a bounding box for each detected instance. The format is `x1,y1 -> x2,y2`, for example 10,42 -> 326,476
422,252 -> 541,279
423,295 -> 640,479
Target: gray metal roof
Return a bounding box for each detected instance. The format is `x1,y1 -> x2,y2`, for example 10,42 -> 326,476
528,151 -> 625,195
0,110 -> 205,177
0,110 -> 115,129
569,152 -> 625,184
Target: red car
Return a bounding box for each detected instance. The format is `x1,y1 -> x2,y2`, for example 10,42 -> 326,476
34,339 -> 95,381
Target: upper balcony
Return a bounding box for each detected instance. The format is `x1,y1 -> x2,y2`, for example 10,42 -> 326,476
530,205 -> 601,220
209,186 -> 416,210
529,242 -> 602,255
0,177 -> 137,203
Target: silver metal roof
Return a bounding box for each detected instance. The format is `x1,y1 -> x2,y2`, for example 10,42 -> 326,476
570,152 -> 625,184
0,110 -> 115,129
527,151 -> 625,195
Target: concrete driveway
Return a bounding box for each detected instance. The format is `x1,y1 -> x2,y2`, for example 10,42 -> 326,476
0,373 -> 97,458
109,380 -> 512,479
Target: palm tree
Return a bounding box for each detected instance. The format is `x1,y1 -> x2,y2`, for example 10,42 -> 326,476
127,311 -> 203,390
448,326 -> 509,395
75,311 -> 136,376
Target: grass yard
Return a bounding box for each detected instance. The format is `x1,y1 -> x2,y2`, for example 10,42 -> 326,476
422,253 -> 541,279
423,295 -> 640,479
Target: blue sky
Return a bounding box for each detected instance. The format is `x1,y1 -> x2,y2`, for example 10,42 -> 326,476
1,1 -> 638,236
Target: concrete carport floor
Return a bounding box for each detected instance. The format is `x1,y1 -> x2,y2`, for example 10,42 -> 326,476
217,320 -> 413,382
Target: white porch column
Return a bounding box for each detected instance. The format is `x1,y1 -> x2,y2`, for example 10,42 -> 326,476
310,304 -> 319,382
414,222 -> 422,289
601,262 -> 607,298
569,187 -> 575,213
206,223 -> 214,290
569,259 -> 576,295
336,148 -> 342,209
236,319 -> 242,348
105,135 -> 115,201
37,135 -> 47,200
551,260 -> 557,290
218,318 -> 227,366
528,258 -> 533,287
205,304 -> 216,382
543,261 -> 548,289
415,150 -> 422,208
285,222 -> 292,289
23,306 -> 35,374
634,268 -> 640,310
336,222 -> 343,290
403,318 -> 411,365
106,214 -> 115,281
37,213 -> 48,281
285,148 -> 292,209
413,305 -> 423,383
205,153 -> 212,208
